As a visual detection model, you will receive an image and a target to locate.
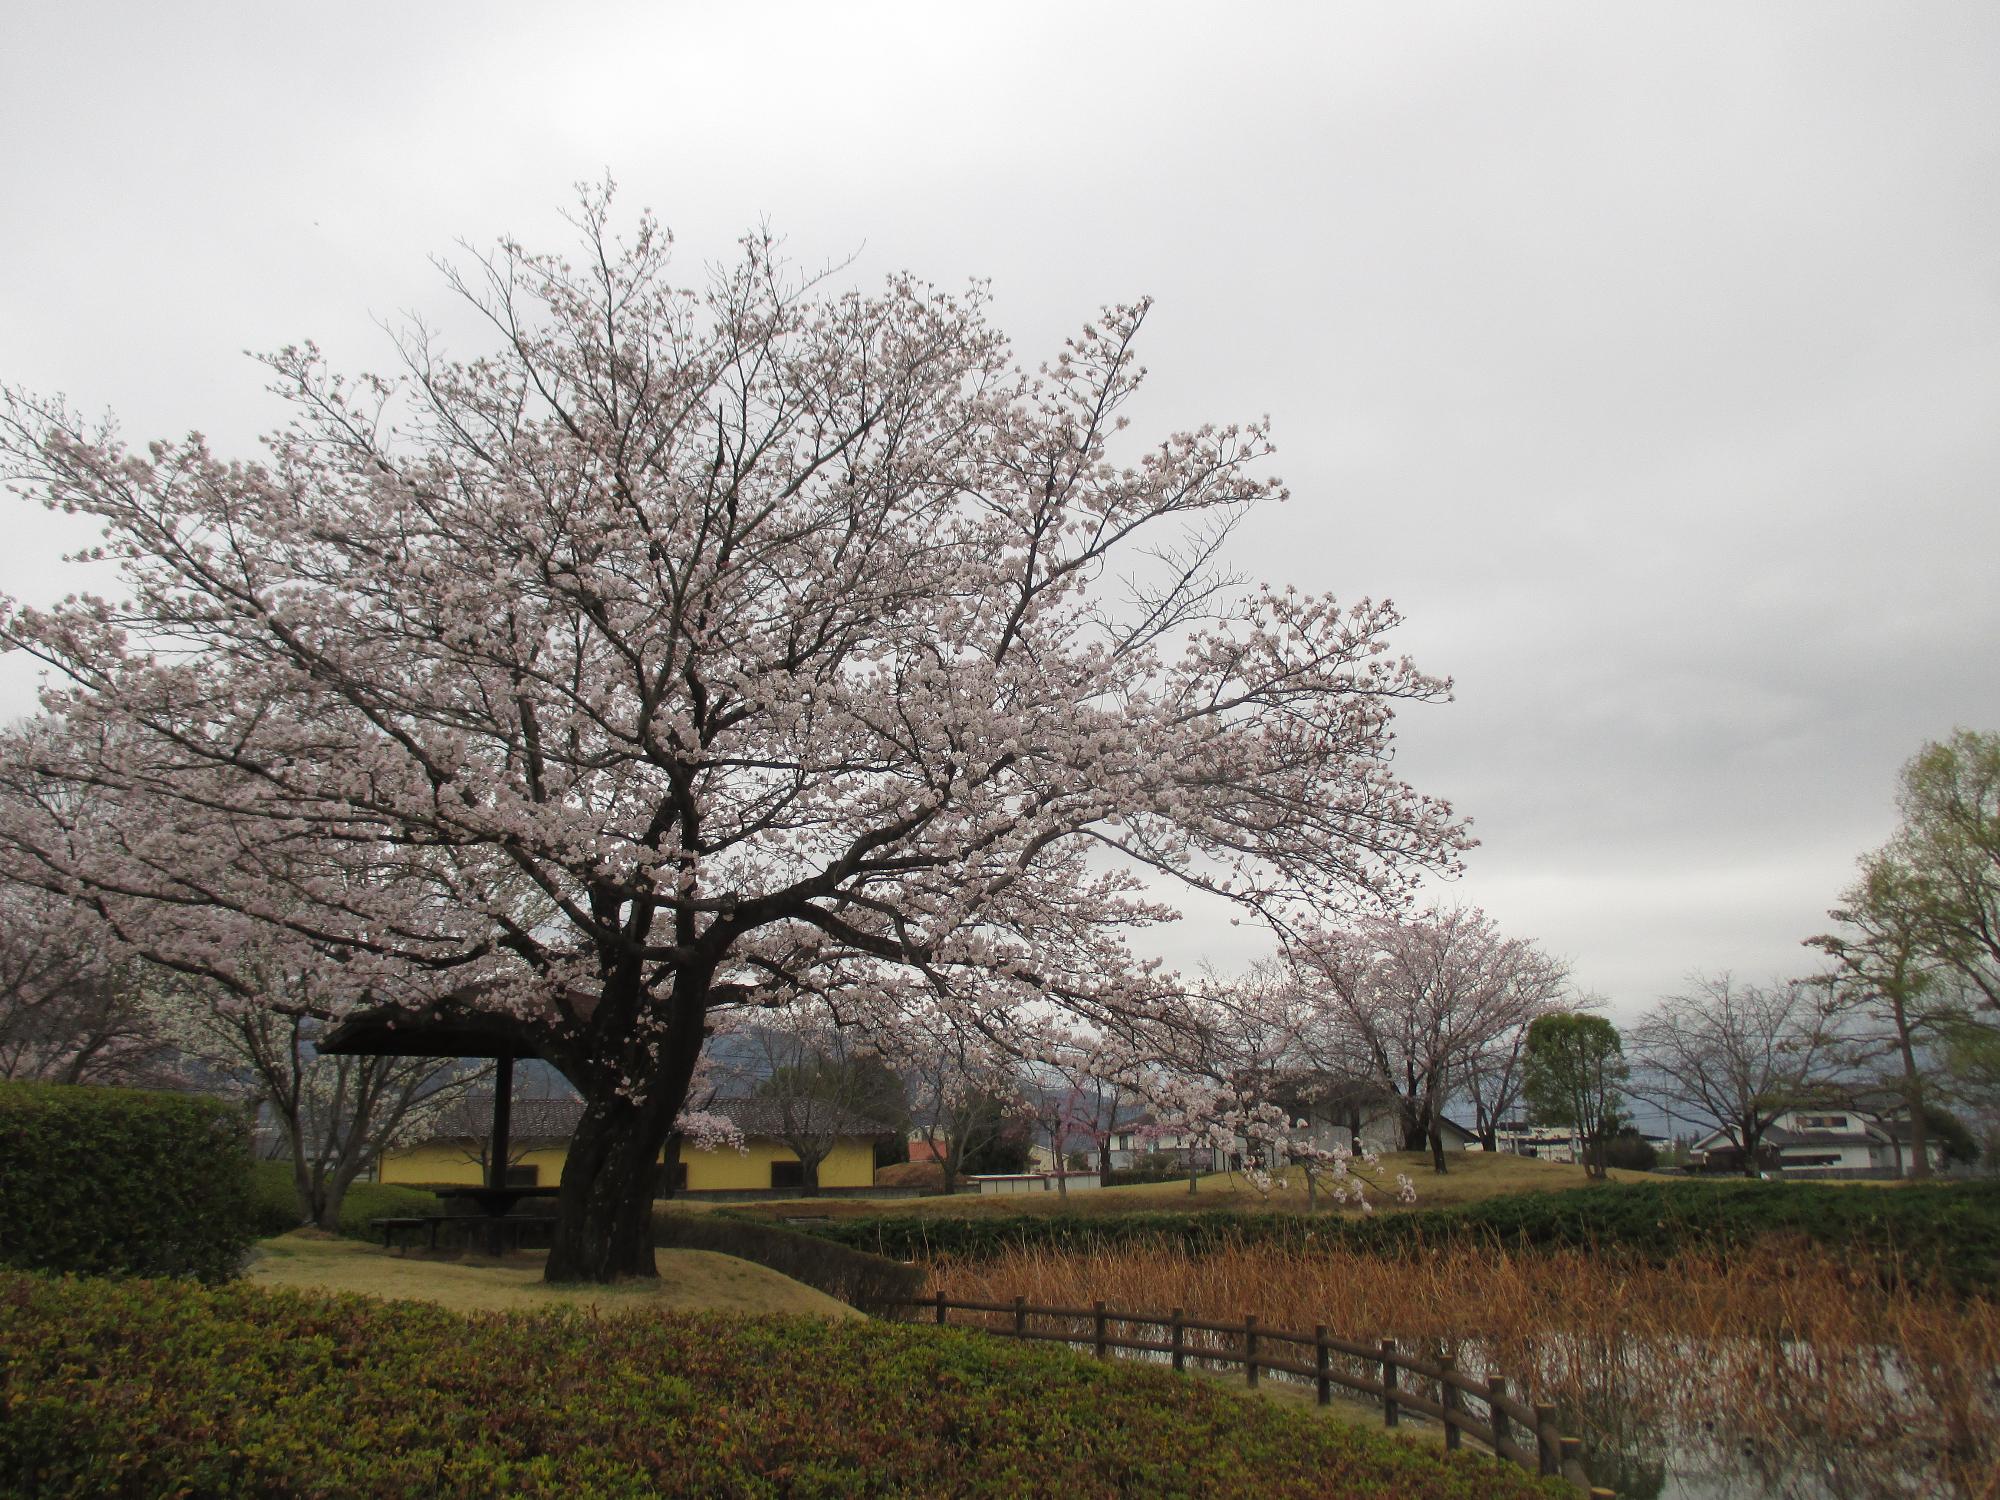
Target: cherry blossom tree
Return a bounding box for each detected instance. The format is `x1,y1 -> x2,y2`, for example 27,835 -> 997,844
880,1000 -> 1028,1194
0,189 -> 1466,1280
0,881 -> 173,1087
1295,906 -> 1571,1173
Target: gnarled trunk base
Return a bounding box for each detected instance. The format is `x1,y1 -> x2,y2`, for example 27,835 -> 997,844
545,1091 -> 676,1282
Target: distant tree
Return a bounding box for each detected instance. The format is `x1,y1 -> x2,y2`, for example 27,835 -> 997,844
149,971 -> 487,1230
1521,1012 -> 1627,1178
1300,908 -> 1571,1173
1809,855 -> 1960,1178
880,1004 -> 1029,1194
955,1088 -> 1035,1176
1628,975 -> 1845,1177
749,1010 -> 895,1197
1921,1103 -> 1979,1168
1886,731 -> 2000,1009
1809,731 -> 2000,1178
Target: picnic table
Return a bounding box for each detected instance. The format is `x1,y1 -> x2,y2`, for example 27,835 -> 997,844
373,1186 -> 562,1255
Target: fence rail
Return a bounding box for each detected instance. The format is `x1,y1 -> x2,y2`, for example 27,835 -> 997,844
872,1291 -> 1611,1497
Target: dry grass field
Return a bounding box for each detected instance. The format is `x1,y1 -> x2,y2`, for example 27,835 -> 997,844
928,1237 -> 2000,1498
246,1229 -> 858,1317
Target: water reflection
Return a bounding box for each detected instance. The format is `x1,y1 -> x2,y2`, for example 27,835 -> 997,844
1528,1337 -> 1997,1500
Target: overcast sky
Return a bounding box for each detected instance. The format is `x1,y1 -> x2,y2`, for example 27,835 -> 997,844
3,3 -> 1995,1024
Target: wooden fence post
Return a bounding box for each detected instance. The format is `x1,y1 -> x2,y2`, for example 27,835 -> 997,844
1438,1352 -> 1459,1451
1534,1403 -> 1559,1476
934,1290 -> 947,1326
1380,1339 -> 1399,1428
1314,1324 -> 1331,1407
1243,1314 -> 1259,1389
1013,1295 -> 1026,1337
1093,1300 -> 1108,1360
1560,1435 -> 1584,1475
1170,1307 -> 1185,1372
1487,1376 -> 1509,1456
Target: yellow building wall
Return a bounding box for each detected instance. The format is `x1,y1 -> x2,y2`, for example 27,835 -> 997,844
380,1136 -> 877,1193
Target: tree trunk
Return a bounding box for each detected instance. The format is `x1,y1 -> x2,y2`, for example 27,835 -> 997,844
546,1087 -> 678,1281
1400,1100 -> 1429,1153
802,1156 -> 823,1197
543,967 -> 710,1283
1898,1035 -> 1932,1180
1738,1121 -> 1763,1178
939,1141 -> 961,1196
1427,1118 -> 1449,1175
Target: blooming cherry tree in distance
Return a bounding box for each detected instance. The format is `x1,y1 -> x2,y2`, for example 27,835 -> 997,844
0,188 -> 1467,1280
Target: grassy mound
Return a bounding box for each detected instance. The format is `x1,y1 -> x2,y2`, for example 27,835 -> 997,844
1,1271 -> 1568,1499
247,1231 -> 859,1318
654,1210 -> 923,1310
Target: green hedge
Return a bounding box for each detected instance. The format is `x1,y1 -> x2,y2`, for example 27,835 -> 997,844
656,1210 -> 924,1310
247,1161 -> 442,1240
0,1082 -> 254,1283
0,1271 -> 1569,1499
791,1180 -> 2000,1296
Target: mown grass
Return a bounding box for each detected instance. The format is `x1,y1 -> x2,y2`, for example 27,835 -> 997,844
247,1230 -> 858,1318
716,1150 -> 1650,1223
1,1271 -> 1572,1499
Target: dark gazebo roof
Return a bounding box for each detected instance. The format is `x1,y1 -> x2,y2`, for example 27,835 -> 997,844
316,1004 -> 542,1060
315,982 -> 594,1061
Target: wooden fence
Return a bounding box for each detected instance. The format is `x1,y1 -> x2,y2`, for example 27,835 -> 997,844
873,1292 -> 1612,1498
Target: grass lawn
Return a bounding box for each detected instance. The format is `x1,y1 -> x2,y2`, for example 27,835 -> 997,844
713,1149 -> 1657,1223
246,1230 -> 859,1318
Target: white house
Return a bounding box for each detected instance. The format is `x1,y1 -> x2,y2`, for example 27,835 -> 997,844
1689,1107 -> 1944,1178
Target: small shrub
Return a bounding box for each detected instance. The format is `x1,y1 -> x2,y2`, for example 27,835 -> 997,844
660,1210 -> 925,1309
874,1159 -> 944,1191
1602,1130 -> 1658,1173
0,1081 -> 255,1283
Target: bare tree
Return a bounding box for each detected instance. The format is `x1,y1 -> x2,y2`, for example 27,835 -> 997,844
747,1008 -> 897,1197
150,974 -> 488,1229
1628,974 -> 1846,1176
885,1005 -> 1027,1195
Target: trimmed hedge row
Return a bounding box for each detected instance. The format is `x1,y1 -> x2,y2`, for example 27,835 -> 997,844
0,1271 -> 1569,1499
784,1180 -> 2000,1295
653,1210 -> 924,1310
0,1081 -> 255,1283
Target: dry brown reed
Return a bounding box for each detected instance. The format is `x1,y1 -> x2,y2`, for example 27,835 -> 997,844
928,1238 -> 2000,1499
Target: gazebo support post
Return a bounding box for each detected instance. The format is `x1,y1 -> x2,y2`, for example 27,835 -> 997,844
488,1055 -> 514,1192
